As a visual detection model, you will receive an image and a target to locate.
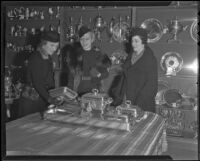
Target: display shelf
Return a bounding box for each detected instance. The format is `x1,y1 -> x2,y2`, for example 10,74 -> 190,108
156,104 -> 198,139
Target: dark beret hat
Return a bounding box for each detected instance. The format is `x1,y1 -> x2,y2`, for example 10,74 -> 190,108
41,30 -> 60,42
78,26 -> 91,38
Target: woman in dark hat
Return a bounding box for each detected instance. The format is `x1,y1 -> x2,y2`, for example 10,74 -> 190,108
66,25 -> 110,96
18,30 -> 62,119
111,27 -> 158,113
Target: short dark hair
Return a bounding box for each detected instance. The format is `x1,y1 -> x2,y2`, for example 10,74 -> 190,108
78,25 -> 91,38
129,27 -> 148,45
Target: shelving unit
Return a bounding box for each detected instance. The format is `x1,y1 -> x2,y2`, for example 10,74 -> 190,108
5,6 -> 62,86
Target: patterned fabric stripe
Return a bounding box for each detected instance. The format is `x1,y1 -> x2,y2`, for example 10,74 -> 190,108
70,128 -> 112,154
72,138 -> 101,155
102,113 -> 157,155
36,126 -> 58,135
126,112 -> 156,136
48,114 -> 73,121
41,126 -> 91,154
130,115 -> 165,155
42,133 -> 83,154
138,116 -> 165,152
80,129 -> 120,155
47,113 -> 130,132
122,113 -> 160,155
102,113 -> 156,155
6,112 -> 166,155
7,122 -> 50,147
6,113 -> 54,130
149,123 -> 167,154
143,118 -> 166,155
54,127 -> 73,134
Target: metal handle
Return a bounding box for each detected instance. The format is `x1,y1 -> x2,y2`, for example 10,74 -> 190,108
125,100 -> 132,108
92,89 -> 99,95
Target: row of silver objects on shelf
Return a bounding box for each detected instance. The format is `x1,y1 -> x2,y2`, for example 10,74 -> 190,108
160,51 -> 183,77
6,42 -> 34,53
7,7 -> 60,20
66,15 -> 197,43
140,17 -> 197,43
65,14 -> 131,43
9,24 -> 60,37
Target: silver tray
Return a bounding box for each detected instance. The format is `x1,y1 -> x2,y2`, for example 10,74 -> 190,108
160,51 -> 183,76
49,86 -> 78,100
141,18 -> 163,43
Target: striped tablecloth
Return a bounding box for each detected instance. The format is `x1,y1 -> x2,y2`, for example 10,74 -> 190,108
6,110 -> 167,155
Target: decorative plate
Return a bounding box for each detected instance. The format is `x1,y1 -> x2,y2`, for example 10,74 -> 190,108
160,51 -> 183,76
140,18 -> 163,43
190,20 -> 197,42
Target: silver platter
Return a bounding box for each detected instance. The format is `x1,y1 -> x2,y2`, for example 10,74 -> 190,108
190,20 -> 197,42
160,51 -> 183,75
140,18 -> 163,43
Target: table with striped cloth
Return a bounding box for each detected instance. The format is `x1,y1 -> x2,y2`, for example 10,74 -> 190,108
6,111 -> 167,155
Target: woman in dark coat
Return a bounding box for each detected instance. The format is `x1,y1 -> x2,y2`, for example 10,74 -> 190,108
111,27 -> 158,113
18,30 -> 62,119
65,26 -> 110,96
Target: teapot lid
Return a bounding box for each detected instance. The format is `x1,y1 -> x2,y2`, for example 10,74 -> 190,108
82,89 -> 108,98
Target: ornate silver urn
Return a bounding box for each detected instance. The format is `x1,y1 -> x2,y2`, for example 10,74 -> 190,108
167,17 -> 188,43
93,14 -> 106,41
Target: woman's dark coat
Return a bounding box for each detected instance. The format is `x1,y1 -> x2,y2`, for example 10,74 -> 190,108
18,51 -> 55,117
112,46 -> 158,113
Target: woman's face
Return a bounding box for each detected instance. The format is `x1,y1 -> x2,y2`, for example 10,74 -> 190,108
131,35 -> 144,53
80,32 -> 93,51
43,41 -> 59,56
